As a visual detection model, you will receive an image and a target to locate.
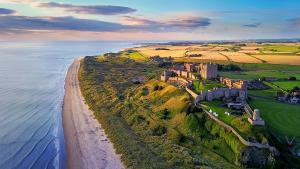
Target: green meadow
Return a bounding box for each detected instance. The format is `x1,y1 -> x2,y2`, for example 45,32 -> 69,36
261,45 -> 300,53
192,80 -> 226,93
272,81 -> 300,90
249,89 -> 300,141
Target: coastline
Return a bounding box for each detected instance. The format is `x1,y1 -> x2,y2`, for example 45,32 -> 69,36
62,58 -> 124,169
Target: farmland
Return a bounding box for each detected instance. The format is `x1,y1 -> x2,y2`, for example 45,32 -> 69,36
134,43 -> 300,65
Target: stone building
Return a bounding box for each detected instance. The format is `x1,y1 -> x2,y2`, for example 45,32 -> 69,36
220,77 -> 247,90
199,63 -> 218,80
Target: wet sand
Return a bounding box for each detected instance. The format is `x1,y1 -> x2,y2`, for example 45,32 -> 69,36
63,58 -> 124,169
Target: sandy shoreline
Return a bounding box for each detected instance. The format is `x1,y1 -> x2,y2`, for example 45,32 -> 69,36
62,58 -> 124,169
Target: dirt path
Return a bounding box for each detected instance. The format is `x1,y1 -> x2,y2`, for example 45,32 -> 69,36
63,58 -> 124,169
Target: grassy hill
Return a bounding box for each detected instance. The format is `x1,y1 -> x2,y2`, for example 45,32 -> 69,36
78,53 -> 300,168
78,55 -> 246,168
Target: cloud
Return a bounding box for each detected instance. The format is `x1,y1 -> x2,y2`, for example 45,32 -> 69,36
242,22 -> 261,28
0,8 -> 17,15
38,2 -> 136,15
0,13 -> 211,34
122,15 -> 211,31
0,15 -> 127,33
289,18 -> 300,27
0,0 -> 38,4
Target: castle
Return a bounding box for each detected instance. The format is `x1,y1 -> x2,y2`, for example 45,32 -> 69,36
161,62 -> 248,103
161,63 -> 218,82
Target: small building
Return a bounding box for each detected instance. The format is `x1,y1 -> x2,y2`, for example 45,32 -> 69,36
289,97 -> 300,104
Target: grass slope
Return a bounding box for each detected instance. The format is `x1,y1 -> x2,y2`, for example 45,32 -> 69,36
79,56 -> 240,169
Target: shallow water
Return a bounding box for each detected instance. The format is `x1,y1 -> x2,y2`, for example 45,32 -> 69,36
0,41 -> 133,169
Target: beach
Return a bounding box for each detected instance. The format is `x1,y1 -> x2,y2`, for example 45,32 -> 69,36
63,58 -> 124,169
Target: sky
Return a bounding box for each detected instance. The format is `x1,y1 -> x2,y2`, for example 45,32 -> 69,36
0,0 -> 300,41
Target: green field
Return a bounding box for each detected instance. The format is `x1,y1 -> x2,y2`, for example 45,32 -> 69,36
192,80 -> 226,93
261,45 -> 300,53
219,70 -> 300,80
122,50 -> 149,61
249,89 -> 300,139
272,81 -> 300,90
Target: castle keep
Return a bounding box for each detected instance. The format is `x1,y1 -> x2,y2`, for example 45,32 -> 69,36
161,63 -> 218,82
199,63 -> 218,80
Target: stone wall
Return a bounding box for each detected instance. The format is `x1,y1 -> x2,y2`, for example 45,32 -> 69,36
168,77 -> 189,87
197,87 -> 246,101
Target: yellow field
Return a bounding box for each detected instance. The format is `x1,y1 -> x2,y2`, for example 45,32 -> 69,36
186,51 -> 228,61
220,52 -> 261,63
132,43 -> 300,65
239,50 -> 260,54
253,54 -> 300,65
134,45 -> 188,57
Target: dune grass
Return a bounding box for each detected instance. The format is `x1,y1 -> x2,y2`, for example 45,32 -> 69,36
79,55 -> 240,169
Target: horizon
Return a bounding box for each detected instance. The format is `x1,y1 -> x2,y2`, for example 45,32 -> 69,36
0,0 -> 300,41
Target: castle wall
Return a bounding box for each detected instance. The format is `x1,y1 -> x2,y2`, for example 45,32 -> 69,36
197,87 -> 246,102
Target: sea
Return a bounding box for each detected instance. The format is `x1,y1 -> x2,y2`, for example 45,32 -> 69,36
0,41 -> 134,169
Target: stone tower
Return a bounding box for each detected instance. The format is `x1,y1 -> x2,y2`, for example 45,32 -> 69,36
200,63 -> 218,80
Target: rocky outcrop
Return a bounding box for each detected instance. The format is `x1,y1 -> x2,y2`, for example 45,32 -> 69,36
240,147 -> 277,168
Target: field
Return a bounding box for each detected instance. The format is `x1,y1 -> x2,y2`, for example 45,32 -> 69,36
272,81 -> 300,90
134,43 -> 300,65
220,52 -> 261,63
253,54 -> 300,65
192,80 -> 226,92
218,62 -> 300,81
248,90 -> 300,140
261,45 -> 300,53
120,50 -> 149,61
219,70 -> 300,80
